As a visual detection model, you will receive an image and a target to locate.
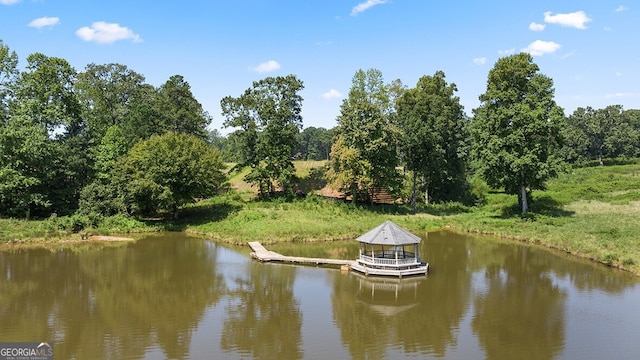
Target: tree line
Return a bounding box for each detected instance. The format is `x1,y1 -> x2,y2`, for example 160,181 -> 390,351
2,38 -> 639,221
0,40 -> 223,219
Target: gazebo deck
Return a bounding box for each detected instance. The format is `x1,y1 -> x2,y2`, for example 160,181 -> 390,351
350,260 -> 429,277
248,221 -> 429,278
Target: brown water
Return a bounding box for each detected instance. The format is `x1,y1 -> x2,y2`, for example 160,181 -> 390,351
1,231 -> 639,359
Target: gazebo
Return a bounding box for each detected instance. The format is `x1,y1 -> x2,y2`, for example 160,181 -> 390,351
350,221 -> 429,277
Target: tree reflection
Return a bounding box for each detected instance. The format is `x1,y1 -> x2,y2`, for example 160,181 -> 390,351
471,243 -> 565,360
221,262 -> 302,360
0,234 -> 225,359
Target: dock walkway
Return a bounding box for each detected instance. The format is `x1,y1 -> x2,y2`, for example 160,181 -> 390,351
248,242 -> 355,267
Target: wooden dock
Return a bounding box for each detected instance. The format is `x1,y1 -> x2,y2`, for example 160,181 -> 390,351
248,242 -> 355,267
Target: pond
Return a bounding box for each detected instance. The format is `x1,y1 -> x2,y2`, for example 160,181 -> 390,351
1,230 -> 639,359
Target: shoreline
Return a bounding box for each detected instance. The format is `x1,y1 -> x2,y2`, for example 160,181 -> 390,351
0,226 -> 637,276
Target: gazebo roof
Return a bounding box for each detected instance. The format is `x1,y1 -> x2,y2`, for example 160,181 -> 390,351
356,221 -> 421,245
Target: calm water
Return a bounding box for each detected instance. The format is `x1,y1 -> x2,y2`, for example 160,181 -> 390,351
1,231 -> 639,359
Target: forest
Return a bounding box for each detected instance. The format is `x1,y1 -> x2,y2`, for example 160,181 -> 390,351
1,38 -> 640,226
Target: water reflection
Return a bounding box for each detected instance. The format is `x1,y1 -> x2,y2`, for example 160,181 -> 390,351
0,230 -> 639,359
470,244 -> 565,359
331,232 -> 472,359
221,262 -> 302,359
0,234 -> 224,359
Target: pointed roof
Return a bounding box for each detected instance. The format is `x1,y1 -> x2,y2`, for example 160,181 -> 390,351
356,221 -> 421,245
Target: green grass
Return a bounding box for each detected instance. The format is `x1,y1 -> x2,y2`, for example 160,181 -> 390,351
177,194 -> 441,245
443,163 -> 640,274
0,213 -> 162,245
2,161 -> 640,275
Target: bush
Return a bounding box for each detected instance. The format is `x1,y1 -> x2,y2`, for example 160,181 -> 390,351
468,175 -> 490,206
79,181 -> 126,216
98,213 -> 149,232
49,213 -> 98,233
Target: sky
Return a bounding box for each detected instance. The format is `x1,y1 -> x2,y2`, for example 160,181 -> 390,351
1,1 -> 639,134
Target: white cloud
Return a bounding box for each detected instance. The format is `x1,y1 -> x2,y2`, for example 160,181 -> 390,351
544,11 -> 592,29
0,0 -> 21,5
321,89 -> 342,100
498,48 -> 515,56
522,40 -> 561,56
28,16 -> 60,29
76,21 -> 142,44
250,60 -> 281,73
529,22 -> 546,31
351,0 -> 387,16
615,6 -> 628,12
473,57 -> 487,65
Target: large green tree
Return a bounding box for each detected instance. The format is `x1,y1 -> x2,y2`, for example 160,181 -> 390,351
397,71 -> 468,210
471,53 -> 565,214
9,53 -> 86,215
158,74 -> 210,139
221,75 -> 304,197
115,133 -> 226,218
13,53 -> 82,132
326,69 -> 401,203
76,63 -> 146,142
0,115 -> 55,217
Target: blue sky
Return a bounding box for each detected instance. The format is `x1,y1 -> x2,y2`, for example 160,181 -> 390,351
1,1 -> 638,134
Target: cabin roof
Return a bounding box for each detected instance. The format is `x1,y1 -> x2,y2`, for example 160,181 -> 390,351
356,221 -> 421,245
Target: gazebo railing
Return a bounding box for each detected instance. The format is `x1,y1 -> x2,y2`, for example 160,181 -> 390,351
359,254 -> 419,266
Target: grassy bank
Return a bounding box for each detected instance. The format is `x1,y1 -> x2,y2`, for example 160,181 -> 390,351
444,164 -> 640,274
176,195 -> 442,244
1,161 -> 639,275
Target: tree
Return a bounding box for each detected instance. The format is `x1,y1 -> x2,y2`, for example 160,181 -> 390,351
115,133 -> 226,218
10,53 -> 86,215
563,105 -> 639,164
13,53 -> 82,132
471,53 -> 564,214
123,83 -> 164,145
208,129 -> 244,163
0,115 -> 54,217
622,109 -> 640,158
397,71 -> 468,211
157,74 -> 210,139
294,126 -> 334,160
221,75 -> 304,197
76,63 -> 146,142
78,125 -> 129,216
0,39 -> 18,122
326,69 -> 400,203
615,108 -> 640,159
93,125 -> 129,182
